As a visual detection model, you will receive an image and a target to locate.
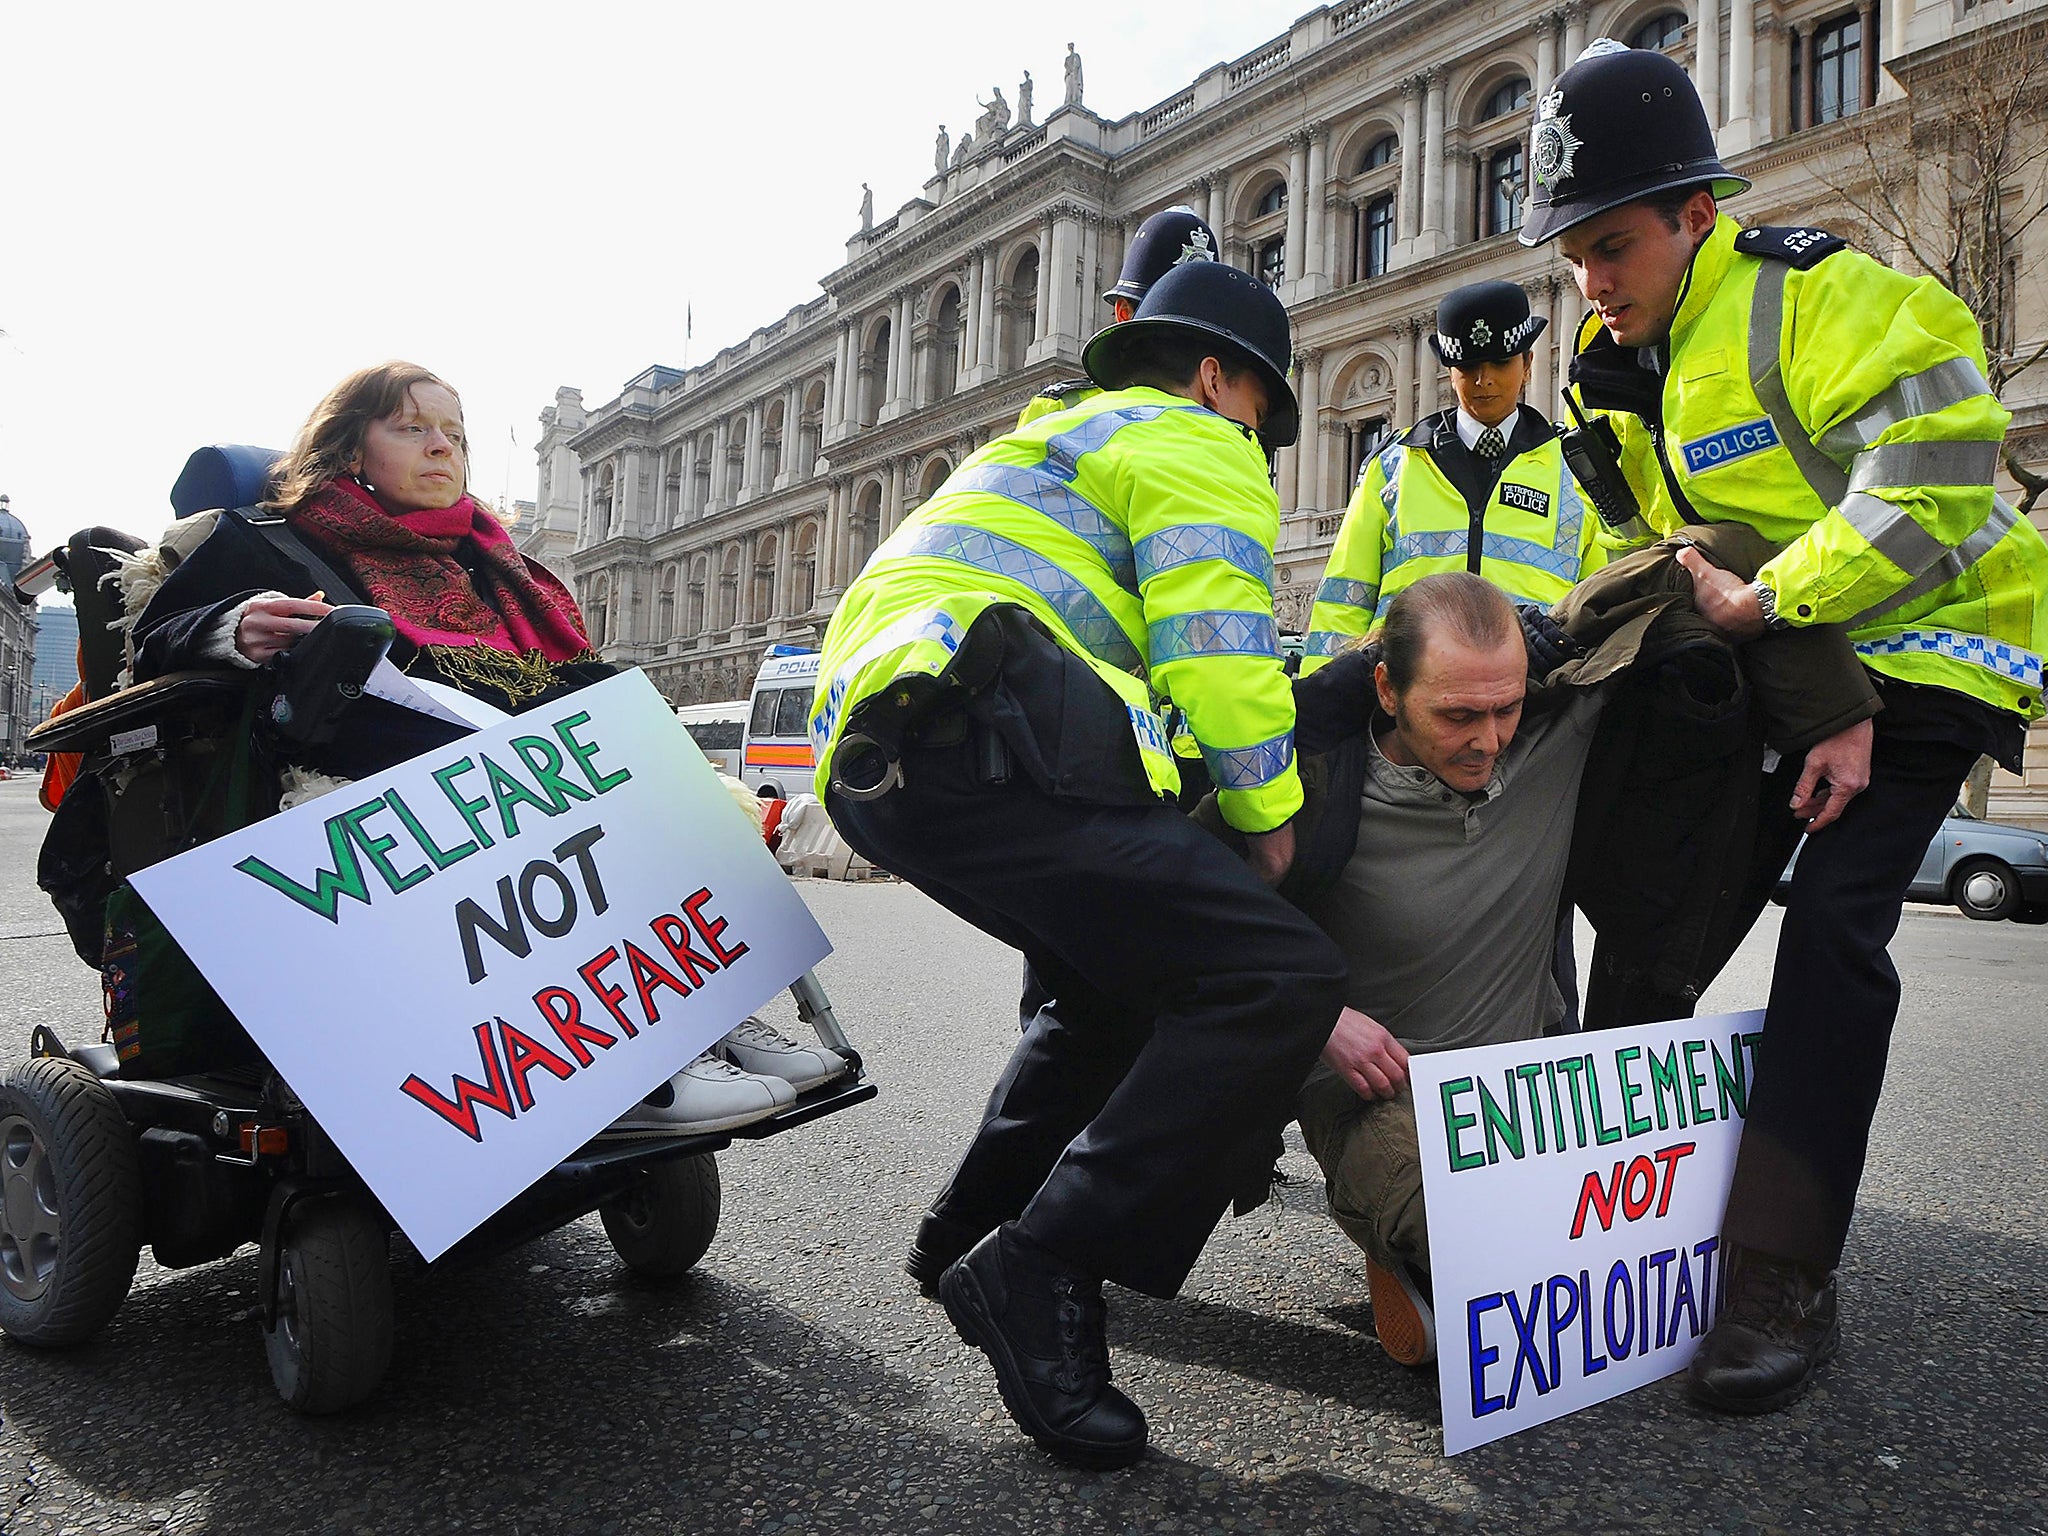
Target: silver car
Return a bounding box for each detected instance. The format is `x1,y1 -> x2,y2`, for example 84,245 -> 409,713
1781,802 -> 2048,923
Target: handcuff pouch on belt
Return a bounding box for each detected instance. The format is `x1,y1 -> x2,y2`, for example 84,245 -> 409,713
829,615 -> 1009,803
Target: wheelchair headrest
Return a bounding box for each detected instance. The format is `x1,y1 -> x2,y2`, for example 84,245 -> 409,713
169,444 -> 285,518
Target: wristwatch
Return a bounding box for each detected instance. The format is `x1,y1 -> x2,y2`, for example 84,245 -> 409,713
1750,579 -> 1790,630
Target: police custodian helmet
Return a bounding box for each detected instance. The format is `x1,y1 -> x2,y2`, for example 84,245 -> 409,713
1104,206 -> 1218,305
1518,40 -> 1750,246
1083,259 -> 1300,447
1427,280 -> 1547,367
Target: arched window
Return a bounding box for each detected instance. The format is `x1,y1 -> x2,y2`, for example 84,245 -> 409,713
715,547 -> 741,631
1488,144 -> 1525,236
657,564 -> 677,641
1480,77 -> 1531,122
593,465 -> 616,537
917,456 -> 952,505
1358,134 -> 1397,173
1004,250 -> 1039,372
799,380 -> 826,472
1362,194 -> 1395,278
686,556 -> 707,635
664,452 -> 684,525
934,286 -> 963,401
1254,180 -> 1288,219
1629,10 -> 1687,51
751,533 -> 777,624
791,522 -> 818,614
852,482 -> 884,574
587,575 -> 611,647
765,401 -> 787,482
862,319 -> 891,426
1257,236 -> 1286,290
691,432 -> 713,514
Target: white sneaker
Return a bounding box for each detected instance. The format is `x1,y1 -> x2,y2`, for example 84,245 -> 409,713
715,1016 -> 850,1091
603,1052 -> 796,1137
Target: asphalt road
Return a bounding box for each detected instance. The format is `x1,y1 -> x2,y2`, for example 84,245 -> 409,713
0,774 -> 2043,1536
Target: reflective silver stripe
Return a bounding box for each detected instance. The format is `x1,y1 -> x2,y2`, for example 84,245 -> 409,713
1200,729 -> 1296,791
1846,438 -> 2001,493
1817,355 -> 1993,460
1748,262 -> 1849,502
1849,495 -> 2021,628
1838,491 -> 1952,578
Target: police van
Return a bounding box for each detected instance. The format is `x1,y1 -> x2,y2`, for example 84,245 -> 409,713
742,648 -> 820,798
672,699 -> 747,777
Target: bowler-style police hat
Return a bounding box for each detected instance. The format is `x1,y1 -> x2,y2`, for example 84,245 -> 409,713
1083,260 -> 1299,447
1104,206 -> 1218,305
1518,41 -> 1749,246
1427,280 -> 1547,367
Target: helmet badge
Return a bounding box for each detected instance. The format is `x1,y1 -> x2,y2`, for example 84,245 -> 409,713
1468,318 -> 1493,349
1176,227 -> 1216,265
1532,92 -> 1583,193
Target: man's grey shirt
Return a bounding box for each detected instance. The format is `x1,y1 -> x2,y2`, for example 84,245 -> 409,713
1301,689 -> 1606,1055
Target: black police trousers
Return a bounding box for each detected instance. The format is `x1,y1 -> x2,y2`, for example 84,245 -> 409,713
829,727 -> 1347,1298
1722,724 -> 1979,1272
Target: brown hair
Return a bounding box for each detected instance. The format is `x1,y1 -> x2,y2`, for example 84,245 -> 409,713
265,361 -> 463,513
1380,572 -> 1518,693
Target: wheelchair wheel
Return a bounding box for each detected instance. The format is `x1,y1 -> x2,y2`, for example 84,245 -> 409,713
600,1153 -> 721,1280
0,1057 -> 144,1347
263,1194 -> 394,1414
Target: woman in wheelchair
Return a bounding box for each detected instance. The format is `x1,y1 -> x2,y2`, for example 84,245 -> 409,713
132,361 -> 612,781
92,361 -> 846,1127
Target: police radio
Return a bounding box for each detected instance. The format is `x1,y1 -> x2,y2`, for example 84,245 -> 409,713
1558,392 -> 1642,533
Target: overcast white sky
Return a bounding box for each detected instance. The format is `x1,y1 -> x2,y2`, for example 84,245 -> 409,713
0,0 -> 1314,573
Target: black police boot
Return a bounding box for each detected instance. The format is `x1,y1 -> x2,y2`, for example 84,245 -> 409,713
939,1225 -> 1148,1469
905,1210 -> 988,1297
1686,1244 -> 1841,1415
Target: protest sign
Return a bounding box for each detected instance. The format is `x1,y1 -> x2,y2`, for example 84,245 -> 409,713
1410,1009 -> 1765,1454
130,669 -> 832,1261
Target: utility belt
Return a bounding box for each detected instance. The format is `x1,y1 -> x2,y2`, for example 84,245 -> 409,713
831,605 -> 1164,810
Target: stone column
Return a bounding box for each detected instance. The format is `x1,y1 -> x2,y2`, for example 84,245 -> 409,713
1296,348 -> 1325,511
1398,77 -> 1424,246
1797,25 -> 1815,132
1563,2 -> 1587,63
1047,206 -> 1082,344
1303,128 -> 1329,284
824,478 -> 847,589
1552,280 -> 1579,407
1697,0 -> 1722,129
679,435 -> 698,521
1417,312 -> 1440,419
1284,133 -> 1309,283
829,320 -> 854,438
1857,1 -> 1877,113
1394,320 -> 1417,427
896,291 -> 917,410
1724,0 -> 1756,149
959,258 -> 980,375
1034,214 -> 1056,339
743,400 -> 765,500
1421,71 -> 1447,249
1531,279 -> 1556,415
780,382 -> 803,486
978,247 -> 1000,372
1534,13 -> 1559,100
1276,429 -> 1299,512
773,522 -> 794,622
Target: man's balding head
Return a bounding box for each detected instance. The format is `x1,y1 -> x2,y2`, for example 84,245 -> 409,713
1374,574 -> 1528,793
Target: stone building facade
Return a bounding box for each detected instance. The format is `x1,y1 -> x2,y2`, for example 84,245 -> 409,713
544,0 -> 2048,820
0,495 -> 40,758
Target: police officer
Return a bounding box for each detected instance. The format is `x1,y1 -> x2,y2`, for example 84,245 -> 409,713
811,260 -> 1346,1467
1014,205 -> 1218,429
1301,280 -> 1601,671
1522,41 -> 2048,1413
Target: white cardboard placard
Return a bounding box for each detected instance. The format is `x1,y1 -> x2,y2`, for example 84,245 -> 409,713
131,669 -> 831,1260
1410,1010 -> 1765,1454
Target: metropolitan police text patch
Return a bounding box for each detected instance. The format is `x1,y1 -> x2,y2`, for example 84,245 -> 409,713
1682,416 -> 1781,476
1499,483 -> 1552,516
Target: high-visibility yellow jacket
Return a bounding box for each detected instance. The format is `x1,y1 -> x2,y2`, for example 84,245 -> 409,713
810,386 -> 1301,831
1016,379 -> 1101,430
1300,408 -> 1602,672
1571,215 -> 2048,719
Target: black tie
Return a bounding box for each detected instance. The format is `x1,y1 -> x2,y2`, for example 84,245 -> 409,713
1475,426 -> 1507,461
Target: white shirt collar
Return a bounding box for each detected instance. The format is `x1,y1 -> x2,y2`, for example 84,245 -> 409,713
1454,405 -> 1518,453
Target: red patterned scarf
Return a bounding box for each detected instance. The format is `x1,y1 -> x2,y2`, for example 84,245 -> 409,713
291,477 -> 593,664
